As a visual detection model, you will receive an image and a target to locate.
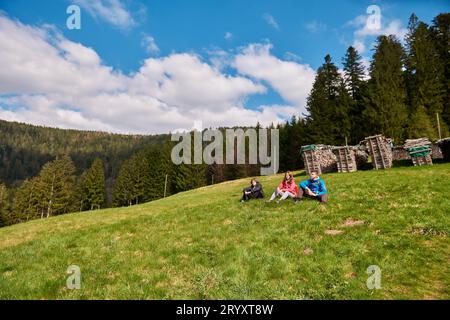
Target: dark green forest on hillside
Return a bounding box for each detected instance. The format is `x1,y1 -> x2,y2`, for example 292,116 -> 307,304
0,13 -> 449,228
0,119 -> 167,186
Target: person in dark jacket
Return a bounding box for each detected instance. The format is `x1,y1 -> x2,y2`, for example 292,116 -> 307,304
241,179 -> 264,202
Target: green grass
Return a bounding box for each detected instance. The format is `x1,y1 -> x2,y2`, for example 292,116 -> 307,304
0,164 -> 449,299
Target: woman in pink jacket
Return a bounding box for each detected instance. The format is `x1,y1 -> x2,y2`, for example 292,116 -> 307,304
268,171 -> 299,203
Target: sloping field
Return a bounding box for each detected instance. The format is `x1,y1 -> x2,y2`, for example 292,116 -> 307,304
0,164 -> 449,299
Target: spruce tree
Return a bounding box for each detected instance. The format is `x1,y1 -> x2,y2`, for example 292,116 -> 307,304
409,105 -> 436,138
363,35 -> 408,143
83,158 -> 106,210
0,183 -> 10,227
342,46 -> 367,143
430,13 -> 450,130
405,14 -> 446,138
306,54 -> 350,144
35,155 -> 76,218
343,46 -> 366,99
13,178 -> 40,223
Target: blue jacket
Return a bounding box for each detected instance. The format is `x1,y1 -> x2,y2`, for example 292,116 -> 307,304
299,177 -> 327,196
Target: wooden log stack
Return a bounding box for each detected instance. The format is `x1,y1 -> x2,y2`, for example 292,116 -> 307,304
301,145 -> 337,175
364,135 -> 393,169
332,146 -> 357,173
404,138 -> 433,166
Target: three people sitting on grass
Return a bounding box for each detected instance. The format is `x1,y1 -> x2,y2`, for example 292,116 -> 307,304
268,171 -> 299,203
241,171 -> 328,203
241,178 -> 264,202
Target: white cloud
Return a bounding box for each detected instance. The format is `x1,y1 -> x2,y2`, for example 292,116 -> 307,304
352,39 -> 366,54
234,43 -> 315,115
262,13 -> 279,30
224,32 -> 233,40
74,0 -> 136,29
0,15 -> 315,134
305,20 -> 327,33
348,12 -> 407,54
141,34 -> 160,55
284,52 -> 302,63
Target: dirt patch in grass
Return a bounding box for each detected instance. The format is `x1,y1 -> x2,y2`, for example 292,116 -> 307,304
411,227 -> 448,237
341,218 -> 365,227
325,229 -> 344,235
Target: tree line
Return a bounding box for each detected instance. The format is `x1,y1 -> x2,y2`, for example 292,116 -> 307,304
0,13 -> 448,227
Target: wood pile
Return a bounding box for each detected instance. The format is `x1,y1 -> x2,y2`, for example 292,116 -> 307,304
432,143 -> 444,159
364,135 -> 393,169
404,138 -> 433,166
355,149 -> 369,168
332,146 -> 357,173
301,145 -> 337,175
392,146 -> 410,161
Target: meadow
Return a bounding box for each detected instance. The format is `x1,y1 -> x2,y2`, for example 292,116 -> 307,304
0,164 -> 449,299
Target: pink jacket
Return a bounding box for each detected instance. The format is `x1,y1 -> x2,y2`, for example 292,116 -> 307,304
278,180 -> 298,196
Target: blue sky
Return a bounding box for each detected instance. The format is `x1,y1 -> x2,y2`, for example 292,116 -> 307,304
0,0 -> 448,133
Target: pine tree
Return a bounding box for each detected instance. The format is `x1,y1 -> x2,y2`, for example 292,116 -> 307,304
113,158 -> 135,207
306,54 -> 351,144
430,13 -> 450,130
113,153 -> 148,206
35,155 -> 76,218
363,35 -> 408,143
83,158 -> 106,210
13,178 -> 41,223
0,183 -> 10,227
409,105 -> 436,138
405,14 -> 446,139
342,46 -> 367,143
343,46 -> 366,99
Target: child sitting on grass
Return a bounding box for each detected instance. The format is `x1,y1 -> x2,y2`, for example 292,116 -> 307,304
241,178 -> 264,202
268,171 -> 298,203
298,171 -> 328,203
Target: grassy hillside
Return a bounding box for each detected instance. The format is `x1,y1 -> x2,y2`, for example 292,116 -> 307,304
0,164 -> 449,299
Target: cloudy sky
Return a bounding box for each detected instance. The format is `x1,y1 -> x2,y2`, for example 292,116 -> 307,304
0,0 -> 447,134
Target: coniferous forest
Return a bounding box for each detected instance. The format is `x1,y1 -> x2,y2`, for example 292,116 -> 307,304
0,13 -> 449,228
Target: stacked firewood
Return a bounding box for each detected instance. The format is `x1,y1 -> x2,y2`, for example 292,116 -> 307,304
332,146 -> 357,173
355,149 -> 369,168
404,138 -> 433,166
392,146 -> 410,161
431,144 -> 443,159
301,145 -> 337,175
404,138 -> 432,149
364,135 -> 393,169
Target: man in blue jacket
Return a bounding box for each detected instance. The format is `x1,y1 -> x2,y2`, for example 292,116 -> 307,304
298,171 -> 328,203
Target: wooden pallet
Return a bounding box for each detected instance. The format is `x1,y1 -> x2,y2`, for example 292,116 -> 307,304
365,135 -> 392,170
302,149 -> 322,175
411,155 -> 433,166
333,147 -> 357,173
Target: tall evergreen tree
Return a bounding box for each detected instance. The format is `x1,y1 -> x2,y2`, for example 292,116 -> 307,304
0,183 -> 10,227
405,14 -> 446,139
113,152 -> 151,206
343,46 -> 366,99
306,54 -> 351,144
409,105 -> 436,139
35,155 -> 77,218
363,35 -> 408,142
430,13 -> 450,130
342,46 -> 367,143
82,158 -> 106,210
12,178 -> 40,223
